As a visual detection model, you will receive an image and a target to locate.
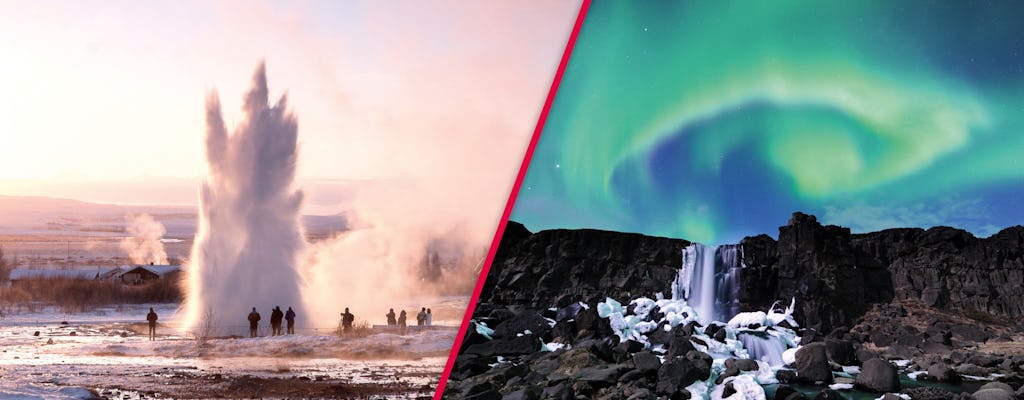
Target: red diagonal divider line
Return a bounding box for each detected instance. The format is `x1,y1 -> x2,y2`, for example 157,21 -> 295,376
432,1 -> 592,398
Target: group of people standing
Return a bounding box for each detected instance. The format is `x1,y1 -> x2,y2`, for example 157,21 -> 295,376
384,307 -> 433,327
146,304 -> 436,341
247,306 -> 296,337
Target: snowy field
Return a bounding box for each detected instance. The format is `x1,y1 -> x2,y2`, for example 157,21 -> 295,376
0,303 -> 456,399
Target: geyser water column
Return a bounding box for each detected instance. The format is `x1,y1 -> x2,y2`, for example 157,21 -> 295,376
182,63 -> 308,334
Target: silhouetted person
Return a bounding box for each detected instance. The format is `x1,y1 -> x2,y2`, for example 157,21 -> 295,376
416,307 -> 426,326
285,307 -> 296,334
426,308 -> 432,326
146,307 -> 158,341
398,309 -> 407,335
341,307 -> 354,332
247,307 -> 261,338
386,308 -> 397,326
270,306 -> 283,336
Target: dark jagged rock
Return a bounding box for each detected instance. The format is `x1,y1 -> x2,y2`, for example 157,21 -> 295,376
966,353 -> 1003,368
452,354 -> 497,380
824,339 -> 857,366
492,311 -> 551,340
492,335 -> 539,356
481,224 -> 689,307
955,363 -> 989,377
631,351 -> 662,375
813,389 -> 845,400
774,370 -> 798,384
574,307 -> 613,340
795,342 -> 833,383
774,385 -> 797,400
502,386 -> 541,400
555,348 -> 604,376
855,358 -> 900,392
725,357 -> 760,372
973,388 -> 1013,400
655,352 -> 710,397
926,363 -> 961,383
666,332 -> 697,359
541,382 -> 573,400
902,387 -> 958,400
571,363 -> 630,387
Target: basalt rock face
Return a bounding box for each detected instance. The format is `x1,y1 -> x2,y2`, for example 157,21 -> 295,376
480,222 -> 689,308
488,215 -> 1024,334
853,223 -> 1024,319
761,212 -> 1024,332
743,212 -> 896,333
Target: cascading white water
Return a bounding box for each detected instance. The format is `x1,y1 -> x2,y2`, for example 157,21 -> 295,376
677,243 -> 743,324
738,333 -> 786,366
717,245 -> 743,320
680,244 -> 718,324
674,242 -> 795,367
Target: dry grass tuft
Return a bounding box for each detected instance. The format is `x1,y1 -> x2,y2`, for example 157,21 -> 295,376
0,276 -> 182,312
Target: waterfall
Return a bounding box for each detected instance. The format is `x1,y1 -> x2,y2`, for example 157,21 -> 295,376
676,243 -> 800,367
675,243 -> 744,324
717,245 -> 743,320
738,332 -> 786,365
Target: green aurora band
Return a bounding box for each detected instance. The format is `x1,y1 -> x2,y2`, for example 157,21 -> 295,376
513,1 -> 1024,244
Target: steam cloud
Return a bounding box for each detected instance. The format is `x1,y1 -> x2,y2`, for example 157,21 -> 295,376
182,63 -> 308,332
119,213 -> 169,265
301,183 -> 488,327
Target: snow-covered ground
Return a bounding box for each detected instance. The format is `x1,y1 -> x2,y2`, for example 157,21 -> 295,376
0,303 -> 454,399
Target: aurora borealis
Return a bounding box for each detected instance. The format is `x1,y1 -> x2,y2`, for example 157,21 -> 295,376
512,1 -> 1024,244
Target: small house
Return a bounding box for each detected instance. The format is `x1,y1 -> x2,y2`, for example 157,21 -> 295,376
115,265 -> 182,284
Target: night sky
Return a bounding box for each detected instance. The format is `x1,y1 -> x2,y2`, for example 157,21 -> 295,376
512,0 -> 1024,244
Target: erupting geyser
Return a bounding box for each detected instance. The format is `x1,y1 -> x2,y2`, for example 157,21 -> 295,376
182,63 -> 308,333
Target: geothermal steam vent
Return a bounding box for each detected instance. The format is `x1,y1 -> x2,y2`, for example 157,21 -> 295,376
183,63 -> 308,333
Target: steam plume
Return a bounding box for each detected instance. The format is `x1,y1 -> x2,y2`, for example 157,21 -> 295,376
182,63 -> 307,332
119,213 -> 168,265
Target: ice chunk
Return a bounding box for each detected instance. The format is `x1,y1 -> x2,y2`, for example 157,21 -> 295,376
765,298 -> 798,327
727,312 -> 766,328
782,347 -> 799,365
686,379 -> 710,400
712,375 -> 765,400
829,383 -> 853,390
488,355 -> 506,367
597,298 -> 622,318
752,360 -> 777,384
540,340 -> 568,352
630,297 -> 657,319
874,394 -> 910,400
474,320 -> 494,340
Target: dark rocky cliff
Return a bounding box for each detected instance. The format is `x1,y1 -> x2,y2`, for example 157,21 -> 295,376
484,214 -> 1024,333
481,222 -> 689,308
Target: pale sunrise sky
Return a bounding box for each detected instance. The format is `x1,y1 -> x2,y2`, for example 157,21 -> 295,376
0,1 -> 579,208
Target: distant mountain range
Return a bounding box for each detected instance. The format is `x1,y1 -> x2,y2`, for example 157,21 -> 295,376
0,195 -> 347,237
